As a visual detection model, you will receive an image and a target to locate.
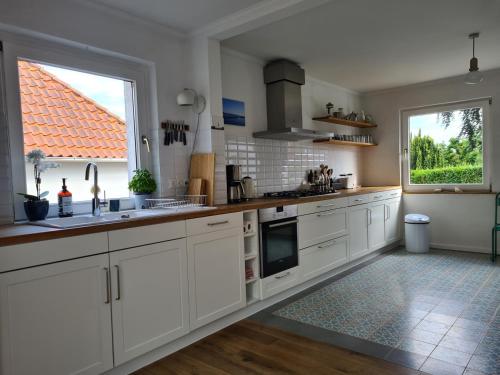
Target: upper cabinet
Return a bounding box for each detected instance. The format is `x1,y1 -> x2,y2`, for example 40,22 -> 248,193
0,254 -> 113,375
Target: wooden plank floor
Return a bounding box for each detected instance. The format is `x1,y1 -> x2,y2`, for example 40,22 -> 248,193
133,320 -> 422,375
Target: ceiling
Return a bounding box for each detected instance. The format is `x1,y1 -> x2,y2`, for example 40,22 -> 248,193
87,0 -> 262,33
222,0 -> 500,92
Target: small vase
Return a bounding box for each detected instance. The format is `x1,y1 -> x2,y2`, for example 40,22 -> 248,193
24,200 -> 49,221
134,193 -> 152,210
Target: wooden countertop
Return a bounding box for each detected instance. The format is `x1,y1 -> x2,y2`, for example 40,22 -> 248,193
0,186 -> 400,247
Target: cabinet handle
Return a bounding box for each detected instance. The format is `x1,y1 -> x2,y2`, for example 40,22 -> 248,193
390,192 -> 399,196
367,209 -> 372,225
387,205 -> 391,220
207,220 -> 229,226
316,203 -> 337,208
104,267 -> 111,304
374,195 -> 383,199
115,265 -> 121,301
269,220 -> 298,228
318,240 -> 337,249
317,211 -> 337,217
275,271 -> 291,279
354,198 -> 364,202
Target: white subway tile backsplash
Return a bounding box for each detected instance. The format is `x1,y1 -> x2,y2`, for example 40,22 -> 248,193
225,136 -> 329,195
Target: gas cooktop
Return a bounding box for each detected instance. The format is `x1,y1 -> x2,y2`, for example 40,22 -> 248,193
263,189 -> 340,199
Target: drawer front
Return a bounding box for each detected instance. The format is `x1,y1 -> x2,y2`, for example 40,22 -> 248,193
186,212 -> 243,236
298,208 -> 348,249
369,189 -> 402,202
298,197 -> 348,216
386,189 -> 402,199
260,266 -> 300,299
109,221 -> 186,251
369,192 -> 389,202
300,236 -> 349,282
0,233 -> 108,273
348,194 -> 370,206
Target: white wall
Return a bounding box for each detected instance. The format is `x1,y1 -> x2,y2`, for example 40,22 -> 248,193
25,161 -> 129,204
221,48 -> 364,182
0,0 -> 193,222
362,69 -> 500,253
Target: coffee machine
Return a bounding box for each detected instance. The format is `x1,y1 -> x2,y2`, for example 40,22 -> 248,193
226,165 -> 245,203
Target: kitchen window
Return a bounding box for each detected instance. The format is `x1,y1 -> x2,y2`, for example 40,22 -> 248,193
401,99 -> 491,192
4,37 -> 153,219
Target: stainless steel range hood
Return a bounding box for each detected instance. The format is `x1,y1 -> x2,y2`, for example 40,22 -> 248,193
253,59 -> 332,141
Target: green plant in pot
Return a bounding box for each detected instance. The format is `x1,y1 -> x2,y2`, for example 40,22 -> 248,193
128,169 -> 157,209
18,149 -> 59,221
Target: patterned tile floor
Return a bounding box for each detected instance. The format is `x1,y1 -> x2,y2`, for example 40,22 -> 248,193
251,249 -> 500,375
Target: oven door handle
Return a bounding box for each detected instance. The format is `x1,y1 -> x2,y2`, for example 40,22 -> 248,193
268,219 -> 298,228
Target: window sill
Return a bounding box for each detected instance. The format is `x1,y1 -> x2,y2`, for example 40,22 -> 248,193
404,190 -> 494,195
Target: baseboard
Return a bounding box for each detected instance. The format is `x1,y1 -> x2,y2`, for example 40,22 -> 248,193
430,242 -> 490,254
106,242 -> 400,375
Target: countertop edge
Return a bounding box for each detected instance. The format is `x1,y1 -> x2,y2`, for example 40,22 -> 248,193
0,186 -> 401,247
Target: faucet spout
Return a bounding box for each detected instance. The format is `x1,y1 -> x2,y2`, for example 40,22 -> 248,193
85,162 -> 100,216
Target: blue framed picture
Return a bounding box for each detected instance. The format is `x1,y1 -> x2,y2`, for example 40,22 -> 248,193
223,98 -> 245,126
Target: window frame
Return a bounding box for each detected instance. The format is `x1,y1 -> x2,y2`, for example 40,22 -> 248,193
401,98 -> 491,192
2,32 -> 154,220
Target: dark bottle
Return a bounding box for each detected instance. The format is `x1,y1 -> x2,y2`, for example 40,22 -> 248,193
58,178 -> 73,217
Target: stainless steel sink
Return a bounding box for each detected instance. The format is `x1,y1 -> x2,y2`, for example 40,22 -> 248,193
30,207 -> 216,229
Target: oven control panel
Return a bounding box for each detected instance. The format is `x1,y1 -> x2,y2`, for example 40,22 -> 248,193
259,205 -> 298,223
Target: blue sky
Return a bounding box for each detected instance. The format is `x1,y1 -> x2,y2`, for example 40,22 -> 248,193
409,112 -> 463,144
43,64 -> 126,119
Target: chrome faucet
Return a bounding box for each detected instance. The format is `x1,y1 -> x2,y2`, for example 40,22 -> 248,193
85,162 -> 101,216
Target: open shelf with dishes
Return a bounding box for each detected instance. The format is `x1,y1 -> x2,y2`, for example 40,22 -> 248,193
313,139 -> 377,147
243,210 -> 262,304
312,116 -> 377,128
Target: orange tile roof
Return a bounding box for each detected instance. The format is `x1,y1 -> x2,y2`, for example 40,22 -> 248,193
19,60 -> 127,159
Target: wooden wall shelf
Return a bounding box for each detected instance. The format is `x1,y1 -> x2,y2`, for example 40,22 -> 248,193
312,116 -> 377,128
313,139 -> 377,147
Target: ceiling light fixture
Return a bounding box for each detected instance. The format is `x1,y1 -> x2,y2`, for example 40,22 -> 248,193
464,32 -> 484,85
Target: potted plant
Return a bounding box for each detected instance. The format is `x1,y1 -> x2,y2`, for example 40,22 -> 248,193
128,169 -> 157,209
18,149 -> 59,221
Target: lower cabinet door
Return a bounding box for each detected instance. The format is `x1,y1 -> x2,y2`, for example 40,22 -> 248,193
187,227 -> 246,330
349,203 -> 370,260
385,198 -> 402,243
110,239 -> 189,365
368,202 -> 386,251
0,254 -> 113,375
300,236 -> 349,282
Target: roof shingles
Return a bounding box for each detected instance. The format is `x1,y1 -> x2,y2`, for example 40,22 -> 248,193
19,60 -> 127,159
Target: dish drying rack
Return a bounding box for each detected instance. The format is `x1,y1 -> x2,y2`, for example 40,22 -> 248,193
145,195 -> 207,210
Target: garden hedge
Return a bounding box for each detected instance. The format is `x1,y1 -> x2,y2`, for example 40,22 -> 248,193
410,165 -> 482,184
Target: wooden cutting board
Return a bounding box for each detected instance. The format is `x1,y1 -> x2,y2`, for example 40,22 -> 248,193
189,153 -> 215,206
187,178 -> 204,196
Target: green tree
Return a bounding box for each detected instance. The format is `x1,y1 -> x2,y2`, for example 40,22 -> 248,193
438,107 -> 482,149
410,130 -> 444,170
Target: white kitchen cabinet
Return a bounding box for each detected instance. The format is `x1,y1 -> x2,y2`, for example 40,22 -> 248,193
300,236 -> 349,282
349,203 -> 370,260
187,227 -> 246,329
298,208 -> 348,249
368,201 -> 386,251
0,254 -> 113,375
384,197 -> 402,243
110,238 -> 189,365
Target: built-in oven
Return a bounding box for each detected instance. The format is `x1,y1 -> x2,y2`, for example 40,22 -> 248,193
259,205 -> 298,278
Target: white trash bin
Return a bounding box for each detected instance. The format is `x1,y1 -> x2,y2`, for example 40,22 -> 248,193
405,214 -> 431,253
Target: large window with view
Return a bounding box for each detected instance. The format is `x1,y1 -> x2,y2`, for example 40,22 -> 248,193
402,99 -> 490,191
17,59 -> 138,207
